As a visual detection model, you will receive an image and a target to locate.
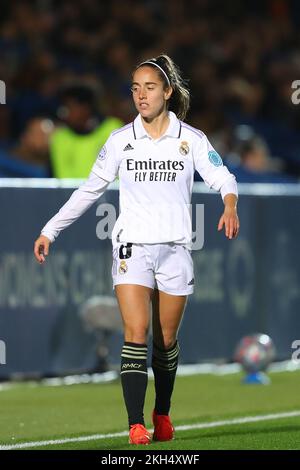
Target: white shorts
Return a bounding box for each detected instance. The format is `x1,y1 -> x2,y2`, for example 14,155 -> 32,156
112,242 -> 194,296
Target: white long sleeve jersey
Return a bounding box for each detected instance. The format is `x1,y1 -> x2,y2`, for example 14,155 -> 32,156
41,111 -> 238,247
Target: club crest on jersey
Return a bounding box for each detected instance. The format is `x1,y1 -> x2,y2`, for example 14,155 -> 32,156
179,141 -> 189,156
119,260 -> 128,274
98,145 -> 107,160
208,150 -> 223,167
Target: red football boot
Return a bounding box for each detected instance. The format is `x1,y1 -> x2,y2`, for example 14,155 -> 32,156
129,424 -> 152,445
152,410 -> 174,441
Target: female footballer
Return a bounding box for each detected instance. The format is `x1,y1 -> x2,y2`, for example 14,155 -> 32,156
34,54 -> 239,445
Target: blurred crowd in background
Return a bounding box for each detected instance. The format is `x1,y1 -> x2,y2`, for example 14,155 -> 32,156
0,0 -> 300,182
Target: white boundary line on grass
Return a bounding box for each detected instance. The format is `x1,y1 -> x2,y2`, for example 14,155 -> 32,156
1,410 -> 300,450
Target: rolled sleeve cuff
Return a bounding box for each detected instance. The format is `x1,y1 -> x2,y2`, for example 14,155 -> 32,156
40,229 -> 56,243
220,176 -> 238,201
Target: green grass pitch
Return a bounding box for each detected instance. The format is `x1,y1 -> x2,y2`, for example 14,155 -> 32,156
0,371 -> 300,450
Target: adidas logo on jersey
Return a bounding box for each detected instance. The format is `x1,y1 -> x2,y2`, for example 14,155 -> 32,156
123,143 -> 134,151
188,278 -> 194,286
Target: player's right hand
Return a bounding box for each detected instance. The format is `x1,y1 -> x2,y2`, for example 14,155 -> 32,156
34,235 -> 51,264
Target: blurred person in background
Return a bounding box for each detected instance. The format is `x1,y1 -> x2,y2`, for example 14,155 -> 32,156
2,1 -> 300,178
34,54 -> 239,445
239,137 -> 276,173
50,83 -> 123,178
225,126 -> 298,183
0,116 -> 54,177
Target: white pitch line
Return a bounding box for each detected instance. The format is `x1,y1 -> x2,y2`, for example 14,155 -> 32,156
1,410 -> 300,450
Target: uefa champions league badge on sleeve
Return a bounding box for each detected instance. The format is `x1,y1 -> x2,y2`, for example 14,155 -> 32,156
234,333 -> 276,385
208,150 -> 223,166
119,261 -> 128,274
98,145 -> 107,160
179,141 -> 189,156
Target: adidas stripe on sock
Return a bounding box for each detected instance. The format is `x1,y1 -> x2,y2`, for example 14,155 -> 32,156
152,341 -> 179,415
121,342 -> 148,426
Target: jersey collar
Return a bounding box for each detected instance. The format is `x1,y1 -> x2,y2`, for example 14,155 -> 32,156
132,111 -> 181,140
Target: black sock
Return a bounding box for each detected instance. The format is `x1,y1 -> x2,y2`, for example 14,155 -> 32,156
152,341 -> 179,415
120,342 -> 148,427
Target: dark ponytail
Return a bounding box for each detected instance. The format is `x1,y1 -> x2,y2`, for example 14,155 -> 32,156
135,54 -> 190,121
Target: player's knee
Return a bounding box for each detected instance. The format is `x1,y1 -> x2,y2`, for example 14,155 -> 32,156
124,327 -> 148,344
155,334 -> 177,350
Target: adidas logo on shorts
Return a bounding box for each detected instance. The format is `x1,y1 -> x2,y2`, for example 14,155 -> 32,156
123,143 -> 134,151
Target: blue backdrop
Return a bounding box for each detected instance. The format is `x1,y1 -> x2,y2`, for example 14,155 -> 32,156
0,181 -> 299,378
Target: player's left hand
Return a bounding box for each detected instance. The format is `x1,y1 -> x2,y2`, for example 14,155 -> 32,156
217,206 -> 239,239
